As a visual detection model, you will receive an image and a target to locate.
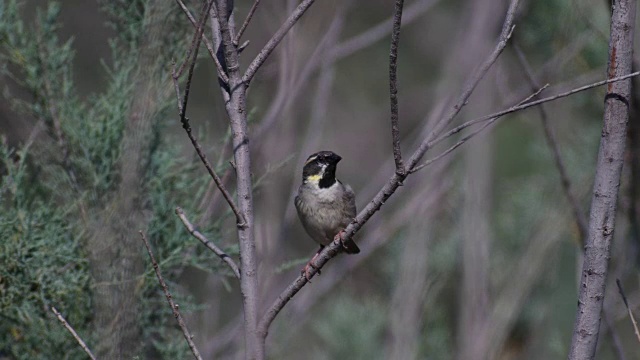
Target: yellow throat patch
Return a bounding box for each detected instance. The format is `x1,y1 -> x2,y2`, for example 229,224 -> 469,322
306,174 -> 322,183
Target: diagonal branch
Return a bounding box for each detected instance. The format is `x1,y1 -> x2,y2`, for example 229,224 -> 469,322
389,0 -> 406,175
616,279 -> 640,343
257,0 -> 522,340
51,307 -> 97,360
139,231 -> 204,360
242,0 -> 317,84
176,207 -> 241,279
426,71 -> 640,151
411,84 -> 549,173
513,43 -> 589,242
171,9 -> 247,228
234,0 -> 262,46
174,0 -> 229,83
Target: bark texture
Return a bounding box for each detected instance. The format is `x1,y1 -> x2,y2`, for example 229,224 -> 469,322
567,1 -> 636,359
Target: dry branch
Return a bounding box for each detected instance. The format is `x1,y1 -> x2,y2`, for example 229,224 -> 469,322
389,0 -> 406,175
257,0 -> 522,341
234,0 -> 262,46
242,0 -> 317,84
568,1 -> 637,358
171,3 -> 247,228
174,0 -> 229,83
51,307 -> 97,360
139,231 -> 204,360
616,279 -> 640,343
214,0 -> 261,357
175,207 -> 241,279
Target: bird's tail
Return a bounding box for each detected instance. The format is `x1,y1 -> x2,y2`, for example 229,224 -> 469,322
342,237 -> 360,254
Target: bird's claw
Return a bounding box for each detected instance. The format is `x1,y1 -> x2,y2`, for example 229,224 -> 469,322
301,262 -> 321,281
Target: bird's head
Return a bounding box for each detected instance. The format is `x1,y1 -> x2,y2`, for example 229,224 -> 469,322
302,151 -> 342,188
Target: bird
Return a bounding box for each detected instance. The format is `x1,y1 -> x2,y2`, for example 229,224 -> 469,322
295,150 -> 360,280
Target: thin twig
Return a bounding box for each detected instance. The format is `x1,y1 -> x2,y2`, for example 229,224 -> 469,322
174,0 -> 229,83
234,0 -> 262,46
139,231 -> 204,360
171,24 -> 247,228
257,0 -> 522,341
242,0 -> 317,84
410,85 -> 549,173
616,279 -> 640,343
424,71 -> 640,156
175,207 -> 241,279
513,43 -> 589,242
51,307 -> 97,360
389,0 -> 406,175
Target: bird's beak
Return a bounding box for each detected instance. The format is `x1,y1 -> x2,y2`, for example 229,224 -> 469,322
331,153 -> 342,163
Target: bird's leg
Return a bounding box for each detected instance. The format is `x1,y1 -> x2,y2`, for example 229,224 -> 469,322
334,229 -> 348,247
302,245 -> 324,281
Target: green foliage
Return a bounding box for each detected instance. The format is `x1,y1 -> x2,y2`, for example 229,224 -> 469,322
0,1 -> 226,358
0,143 -> 92,359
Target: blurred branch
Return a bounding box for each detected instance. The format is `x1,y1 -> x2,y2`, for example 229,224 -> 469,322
242,0 -> 317,84
51,307 -> 97,360
616,279 -> 640,343
175,207 -> 241,279
171,3 -> 247,227
514,43 -> 588,243
254,0 -> 439,140
422,71 -> 640,157
139,232 -> 204,360
174,0 -> 228,83
330,0 -> 440,60
257,0 -> 521,341
389,0 -> 406,175
568,1 -> 637,358
234,0 -> 261,46
411,84 -> 548,173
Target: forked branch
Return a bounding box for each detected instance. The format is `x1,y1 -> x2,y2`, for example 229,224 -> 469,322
257,0 -> 521,341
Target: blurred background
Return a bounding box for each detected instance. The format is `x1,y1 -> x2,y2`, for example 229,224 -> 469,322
1,0 -> 639,359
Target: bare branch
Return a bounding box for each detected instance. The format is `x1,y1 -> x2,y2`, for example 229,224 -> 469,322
234,0 -> 262,46
616,279 -> 640,343
174,0 -> 229,83
214,0 -> 261,357
514,43 -> 589,242
568,0 -> 637,358
175,207 -> 241,279
51,307 -> 97,360
171,35 -> 247,228
389,0 -> 406,175
242,0 -> 317,84
139,231 -> 204,360
257,0 -> 522,340
330,0 -> 440,61
410,84 -> 549,173
427,71 -> 640,151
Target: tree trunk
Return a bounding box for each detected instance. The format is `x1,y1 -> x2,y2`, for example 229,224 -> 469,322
567,1 -> 636,359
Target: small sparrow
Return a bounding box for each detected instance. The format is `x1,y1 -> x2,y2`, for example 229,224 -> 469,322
295,151 -> 360,280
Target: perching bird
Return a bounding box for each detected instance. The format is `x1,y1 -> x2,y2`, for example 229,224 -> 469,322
295,151 -> 360,280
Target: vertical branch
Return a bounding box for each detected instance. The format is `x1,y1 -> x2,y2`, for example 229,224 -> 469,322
214,0 -> 261,358
568,1 -> 637,359
389,0 -> 405,175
